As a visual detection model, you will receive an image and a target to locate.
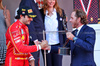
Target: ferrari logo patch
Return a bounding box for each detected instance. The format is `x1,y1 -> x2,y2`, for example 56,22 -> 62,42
28,9 -> 33,13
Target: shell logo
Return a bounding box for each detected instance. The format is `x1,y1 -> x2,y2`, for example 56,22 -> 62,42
22,35 -> 25,40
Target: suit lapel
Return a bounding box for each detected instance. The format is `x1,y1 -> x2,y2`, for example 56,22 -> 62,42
71,25 -> 87,54
57,12 -> 61,30
77,25 -> 87,37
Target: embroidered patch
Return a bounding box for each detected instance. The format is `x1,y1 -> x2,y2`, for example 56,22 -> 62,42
22,11 -> 25,14
15,39 -> 21,43
21,29 -> 24,34
22,35 -> 25,40
22,9 -> 26,11
28,9 -> 33,13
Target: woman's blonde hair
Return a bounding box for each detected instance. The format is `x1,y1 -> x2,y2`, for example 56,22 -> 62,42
0,0 -> 4,10
43,0 -> 63,16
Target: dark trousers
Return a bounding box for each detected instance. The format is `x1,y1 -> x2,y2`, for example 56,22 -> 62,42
31,50 -> 40,66
42,50 -> 62,66
47,53 -> 62,66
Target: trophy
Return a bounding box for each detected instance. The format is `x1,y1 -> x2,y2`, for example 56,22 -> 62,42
58,15 -> 70,55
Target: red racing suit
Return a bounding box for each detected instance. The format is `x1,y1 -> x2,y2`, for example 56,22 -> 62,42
5,20 -> 40,66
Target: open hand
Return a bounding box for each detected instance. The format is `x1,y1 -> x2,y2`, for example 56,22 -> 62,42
3,6 -> 7,19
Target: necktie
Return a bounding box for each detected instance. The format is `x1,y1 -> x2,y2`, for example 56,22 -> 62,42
74,29 -> 78,36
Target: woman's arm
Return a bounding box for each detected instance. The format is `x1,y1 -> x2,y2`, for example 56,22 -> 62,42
3,6 -> 11,28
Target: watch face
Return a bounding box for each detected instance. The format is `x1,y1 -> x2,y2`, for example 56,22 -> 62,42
73,37 -> 77,41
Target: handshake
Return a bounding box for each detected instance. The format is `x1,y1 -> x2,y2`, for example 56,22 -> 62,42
34,40 -> 50,50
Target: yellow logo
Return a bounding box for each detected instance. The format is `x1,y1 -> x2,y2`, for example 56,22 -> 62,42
29,15 -> 37,18
22,35 -> 25,40
28,9 -> 33,13
22,9 -> 26,11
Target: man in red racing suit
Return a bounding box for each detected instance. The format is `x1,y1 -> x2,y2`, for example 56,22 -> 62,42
5,6 -> 48,66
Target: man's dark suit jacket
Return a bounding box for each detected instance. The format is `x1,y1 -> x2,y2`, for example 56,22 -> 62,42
67,25 -> 96,66
19,0 -> 44,43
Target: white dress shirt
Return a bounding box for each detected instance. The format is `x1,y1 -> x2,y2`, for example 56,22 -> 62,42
45,9 -> 59,45
76,25 -> 84,36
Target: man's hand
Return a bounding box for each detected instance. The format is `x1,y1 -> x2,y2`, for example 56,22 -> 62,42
43,45 -> 51,50
3,6 -> 7,19
66,32 -> 75,40
34,39 -> 41,45
40,40 -> 48,49
29,60 -> 35,66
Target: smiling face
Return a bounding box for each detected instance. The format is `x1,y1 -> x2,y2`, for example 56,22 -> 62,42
21,15 -> 33,25
47,0 -> 55,8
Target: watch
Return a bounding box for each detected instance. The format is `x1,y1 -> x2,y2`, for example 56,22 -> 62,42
73,37 -> 78,41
